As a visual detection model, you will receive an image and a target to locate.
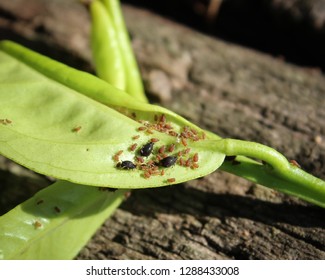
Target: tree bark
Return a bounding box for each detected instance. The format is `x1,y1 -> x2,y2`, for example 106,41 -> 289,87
0,0 -> 324,259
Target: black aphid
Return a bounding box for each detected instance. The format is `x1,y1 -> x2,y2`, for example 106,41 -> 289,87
160,156 -> 177,168
140,142 -> 154,157
117,160 -> 136,170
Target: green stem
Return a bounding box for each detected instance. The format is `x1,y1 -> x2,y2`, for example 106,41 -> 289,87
215,139 -> 325,208
102,0 -> 148,102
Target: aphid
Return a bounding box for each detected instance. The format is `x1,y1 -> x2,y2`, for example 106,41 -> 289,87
184,148 -> 191,154
129,143 -> 137,151
160,170 -> 165,176
143,172 -> 151,179
34,221 -> 42,229
160,114 -> 166,123
168,144 -> 175,153
201,132 -> 206,139
140,142 -> 154,157
158,145 -> 166,154
164,123 -> 172,130
185,159 -> 192,167
0,119 -> 11,125
131,112 -> 137,119
132,135 -> 140,140
179,158 -> 185,166
290,159 -> 301,168
54,206 -> 61,213
177,151 -> 183,157
146,129 -> 154,134
138,126 -> 147,131
150,138 -> 159,143
117,160 -> 136,170
72,126 -> 82,132
154,115 -> 159,122
167,178 -> 176,183
136,156 -> 144,163
191,163 -> 199,169
193,153 -> 199,162
36,199 -> 44,205
160,156 -> 177,168
168,131 -> 178,137
181,138 -> 188,147
113,150 -> 123,162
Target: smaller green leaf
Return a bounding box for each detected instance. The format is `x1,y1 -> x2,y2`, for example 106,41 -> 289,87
0,181 -> 126,259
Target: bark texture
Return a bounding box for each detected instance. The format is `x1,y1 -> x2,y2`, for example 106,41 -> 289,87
0,0 -> 324,259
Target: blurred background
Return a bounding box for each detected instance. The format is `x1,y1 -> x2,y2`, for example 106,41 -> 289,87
123,0 -> 325,72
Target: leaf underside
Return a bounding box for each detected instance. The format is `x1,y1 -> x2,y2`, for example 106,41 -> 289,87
0,41 -> 225,188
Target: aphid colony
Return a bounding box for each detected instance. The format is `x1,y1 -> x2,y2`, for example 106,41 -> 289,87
114,113 -> 205,183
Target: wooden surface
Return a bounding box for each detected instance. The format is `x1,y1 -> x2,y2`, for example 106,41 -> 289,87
0,0 -> 324,259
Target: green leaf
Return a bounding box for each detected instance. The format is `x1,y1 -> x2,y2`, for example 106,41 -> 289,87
0,180 -> 126,259
0,41 -> 225,188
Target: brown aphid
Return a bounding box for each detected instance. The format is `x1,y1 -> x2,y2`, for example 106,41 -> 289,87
177,151 -> 183,157
193,153 -> 199,162
158,145 -> 166,154
36,199 -> 44,205
136,156 -> 144,163
181,138 -> 188,147
159,114 -> 166,123
185,158 -> 192,167
160,169 -> 165,176
290,159 -> 301,168
129,143 -> 138,151
138,126 -> 147,131
132,135 -> 140,140
167,178 -> 176,183
0,119 -> 11,125
150,138 -> 159,143
146,129 -> 154,134
143,172 -> 151,179
164,123 -> 173,129
72,126 -> 82,132
168,131 -> 178,137
116,150 -> 123,156
113,150 -> 123,162
54,206 -> 61,213
168,144 -> 175,153
34,221 -> 42,229
179,158 -> 185,166
191,163 -> 199,169
184,148 -> 191,154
